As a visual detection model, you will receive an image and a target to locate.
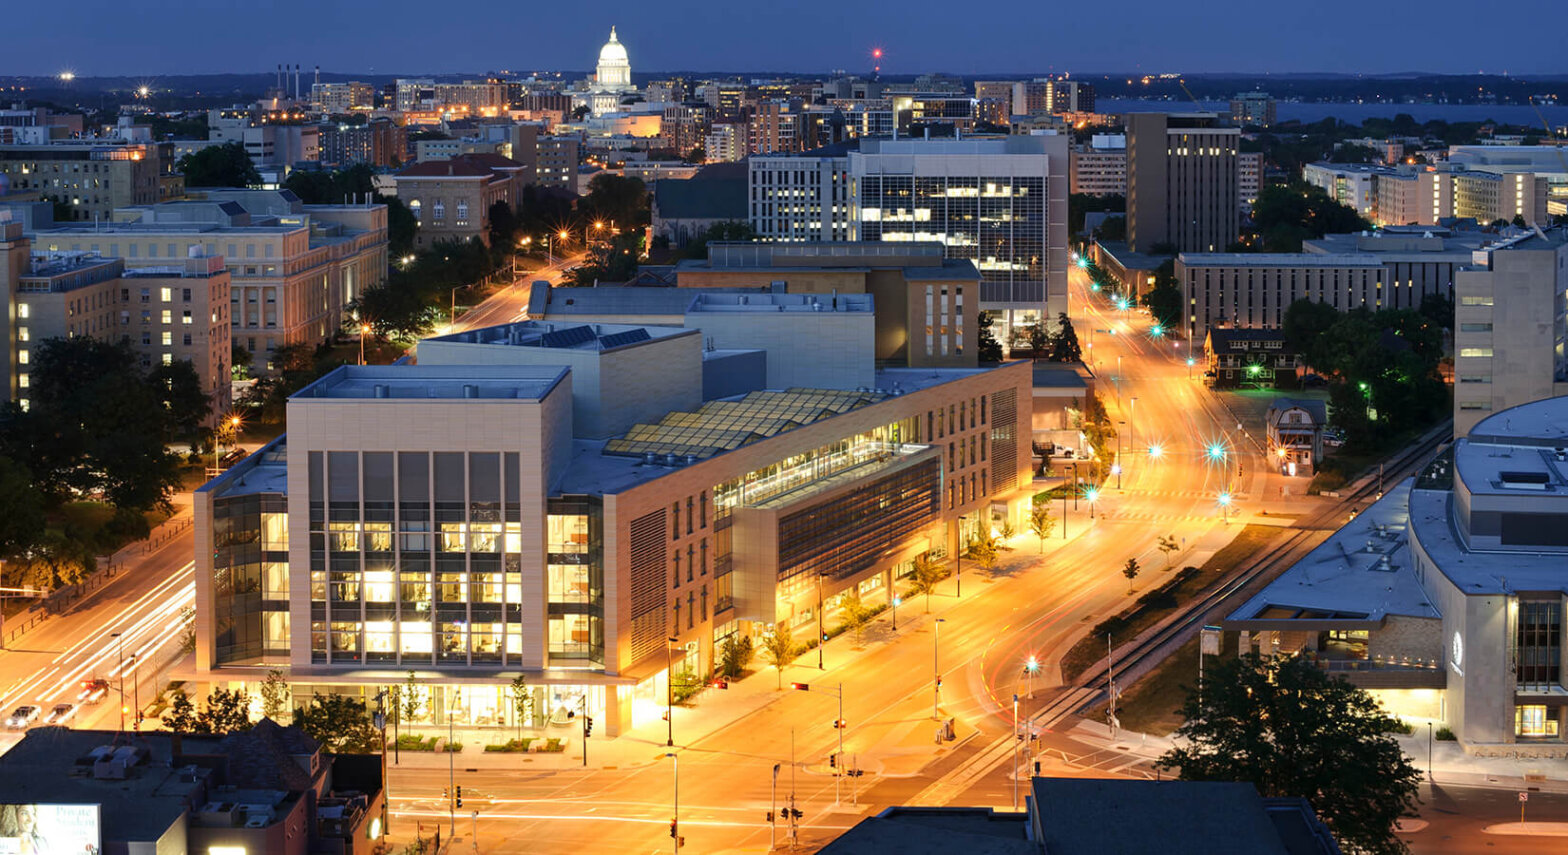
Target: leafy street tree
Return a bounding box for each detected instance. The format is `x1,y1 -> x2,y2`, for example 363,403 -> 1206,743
199,687 -> 254,734
0,457 -> 46,558
761,623 -> 798,690
1047,313 -> 1083,363
400,670 -> 424,725
564,232 -> 642,286
836,590 -> 876,647
1250,180 -> 1372,252
1027,322 -> 1049,355
149,359 -> 211,445
510,674 -> 532,735
1029,501 -> 1055,553
966,533 -> 1000,577
977,312 -> 1005,363
162,690 -> 200,733
1281,299 -> 1342,374
1157,654 -> 1421,855
718,634 -> 754,678
260,669 -> 291,721
1140,259 -> 1183,328
1122,557 -> 1141,592
1157,535 -> 1180,569
909,552 -> 951,613
4,337 -> 196,513
178,141 -> 260,188
294,695 -> 383,754
579,173 -> 650,229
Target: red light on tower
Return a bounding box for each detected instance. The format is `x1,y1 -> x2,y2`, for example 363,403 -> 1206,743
872,48 -> 882,59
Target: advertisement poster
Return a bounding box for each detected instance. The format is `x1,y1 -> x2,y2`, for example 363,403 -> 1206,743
0,803 -> 100,855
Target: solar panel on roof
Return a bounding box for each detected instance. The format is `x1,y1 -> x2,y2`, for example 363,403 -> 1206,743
540,325 -> 597,349
597,328 -> 652,349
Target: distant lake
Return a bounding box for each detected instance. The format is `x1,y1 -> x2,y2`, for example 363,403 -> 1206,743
1101,98 -> 1568,130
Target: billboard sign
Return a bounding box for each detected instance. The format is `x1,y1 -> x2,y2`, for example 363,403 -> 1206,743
0,803 -> 101,855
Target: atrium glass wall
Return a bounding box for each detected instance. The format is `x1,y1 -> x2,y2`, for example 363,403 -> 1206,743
776,457 -> 941,590
308,450 -> 529,667
546,496 -> 605,668
211,493 -> 290,665
1516,600 -> 1562,693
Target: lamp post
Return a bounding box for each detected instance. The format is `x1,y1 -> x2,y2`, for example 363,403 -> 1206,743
358,323 -> 372,365
770,762 -> 781,851
129,653 -> 140,732
374,690 -> 389,843
1087,487 -> 1100,520
666,752 -> 680,854
891,595 -> 900,632
665,636 -> 681,747
1218,492 -> 1232,525
932,618 -> 946,720
111,631 -> 125,733
816,571 -> 828,670
1012,693 -> 1020,809
1025,657 -> 1039,700
448,688 -> 458,838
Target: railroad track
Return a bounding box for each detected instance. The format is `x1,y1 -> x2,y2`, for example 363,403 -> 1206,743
909,424 -> 1452,806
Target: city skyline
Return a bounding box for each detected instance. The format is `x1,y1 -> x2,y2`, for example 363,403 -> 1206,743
7,0 -> 1565,78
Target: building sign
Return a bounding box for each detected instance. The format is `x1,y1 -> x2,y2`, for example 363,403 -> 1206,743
0,803 -> 100,854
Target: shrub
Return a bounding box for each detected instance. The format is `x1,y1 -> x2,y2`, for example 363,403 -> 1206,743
1390,719 -> 1415,735
1435,726 -> 1456,741
543,737 -> 565,752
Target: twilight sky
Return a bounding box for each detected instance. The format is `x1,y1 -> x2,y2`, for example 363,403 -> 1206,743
7,0 -> 1556,77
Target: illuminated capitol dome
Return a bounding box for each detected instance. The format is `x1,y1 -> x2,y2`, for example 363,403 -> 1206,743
595,26 -> 632,92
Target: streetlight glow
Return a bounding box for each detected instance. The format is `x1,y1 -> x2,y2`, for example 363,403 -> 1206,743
1150,324 -> 1164,337
1148,443 -> 1163,459
1218,492 -> 1232,506
1206,443 -> 1227,461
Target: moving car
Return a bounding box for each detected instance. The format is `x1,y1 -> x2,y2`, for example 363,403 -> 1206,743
44,703 -> 76,725
78,679 -> 109,703
5,705 -> 39,729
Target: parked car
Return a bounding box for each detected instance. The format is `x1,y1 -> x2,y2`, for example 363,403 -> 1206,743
219,448 -> 248,468
78,679 -> 109,704
5,706 -> 40,729
1300,373 -> 1329,389
44,703 -> 76,724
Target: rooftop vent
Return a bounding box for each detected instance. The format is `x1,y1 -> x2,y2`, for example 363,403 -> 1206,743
463,384 -> 478,399
372,384 -> 389,399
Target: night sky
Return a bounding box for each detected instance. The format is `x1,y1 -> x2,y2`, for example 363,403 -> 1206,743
6,0 -> 1556,77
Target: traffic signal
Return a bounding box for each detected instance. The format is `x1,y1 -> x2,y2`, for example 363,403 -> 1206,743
791,808 -> 804,819
670,819 -> 678,838
455,785 -> 462,808
936,676 -> 942,689
831,718 -> 846,729
791,682 -> 810,691
829,753 -> 836,768
766,811 -> 775,822
583,715 -> 594,737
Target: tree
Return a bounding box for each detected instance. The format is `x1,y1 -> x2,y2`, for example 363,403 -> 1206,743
1416,292 -> 1454,332
580,173 -> 650,229
1281,299 -> 1342,374
231,342 -> 253,380
198,687 -> 253,734
178,141 -> 260,188
571,105 -> 591,122
1046,313 -> 1084,363
385,196 -> 418,258
510,674 -> 532,736
1141,259 -> 1182,328
1026,322 -> 1049,355
998,518 -> 1016,542
966,534 -> 999,576
294,695 -> 383,754
836,590 -> 876,647
148,359 -> 212,443
0,457 -> 46,558
761,623 -> 798,690
679,220 -> 757,260
909,552 -> 950,613
977,311 -> 1005,363
260,669 -> 291,722
400,671 -> 424,725
564,232 -> 642,287
1157,535 -> 1180,569
687,146 -> 706,163
718,634 -> 754,678
162,690 -> 200,733
1096,214 -> 1126,242
1028,501 -> 1055,553
7,337 -> 184,512
1122,557 -> 1141,592
1157,654 -> 1421,855
1252,180 -> 1372,252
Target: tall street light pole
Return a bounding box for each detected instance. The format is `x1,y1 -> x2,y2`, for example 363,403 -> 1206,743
665,636 -> 680,747
111,631 -> 125,733
666,752 -> 681,854
448,688 -> 458,838
816,571 -> 827,670
1012,693 -> 1020,809
932,618 -> 946,720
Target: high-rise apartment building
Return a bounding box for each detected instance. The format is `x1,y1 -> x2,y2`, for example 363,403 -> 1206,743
747,100 -> 803,155
1069,135 -> 1127,196
748,146 -> 853,242
310,82 -> 376,114
317,118 -> 407,168
1228,92 -> 1277,127
534,136 -> 580,193
1452,228 -> 1568,436
1126,113 -> 1239,253
705,123 -> 746,164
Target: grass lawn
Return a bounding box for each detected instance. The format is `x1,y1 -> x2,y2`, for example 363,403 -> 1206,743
1058,525 -> 1284,684
1089,631 -> 1234,737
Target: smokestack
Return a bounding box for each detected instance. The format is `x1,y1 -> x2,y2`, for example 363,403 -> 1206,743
294,64 -> 301,101
314,65 -> 320,92
277,64 -> 283,95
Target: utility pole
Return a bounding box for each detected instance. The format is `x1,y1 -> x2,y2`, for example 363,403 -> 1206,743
770,763 -> 780,851
1012,693 -> 1020,809
112,632 -> 125,733
449,689 -> 458,837
374,689 -> 389,844
933,618 -> 947,720
1107,633 -> 1118,742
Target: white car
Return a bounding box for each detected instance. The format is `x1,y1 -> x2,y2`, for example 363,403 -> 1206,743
44,703 -> 76,725
5,706 -> 40,729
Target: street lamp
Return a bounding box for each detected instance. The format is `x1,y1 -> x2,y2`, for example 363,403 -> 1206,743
1218,492 -> 1233,524
1086,487 -> 1100,520
933,618 -> 947,721
816,571 -> 829,670
666,752 -> 681,855
1147,443 -> 1163,460
665,636 -> 681,746
891,595 -> 901,632
358,323 -> 372,365
111,631 -> 125,733
1025,656 -> 1039,700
